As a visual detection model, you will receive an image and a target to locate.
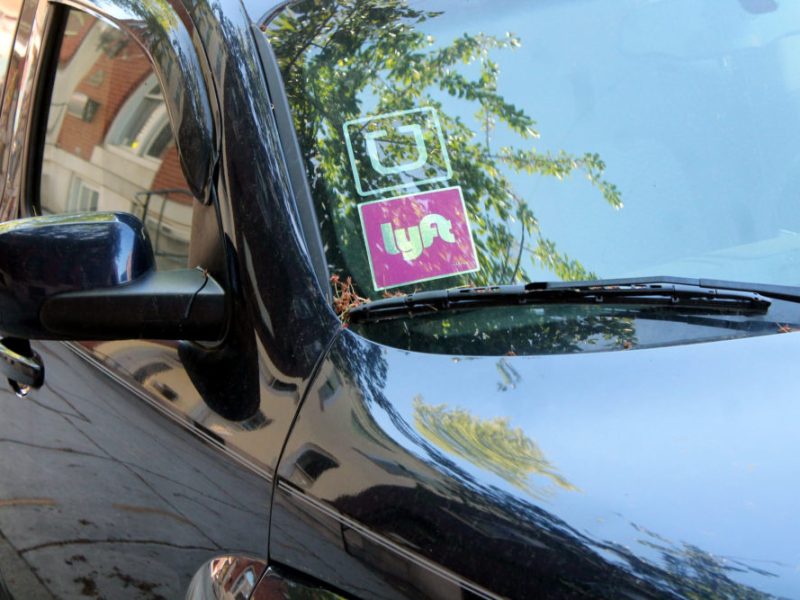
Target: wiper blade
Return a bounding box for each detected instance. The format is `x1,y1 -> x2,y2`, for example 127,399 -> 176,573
348,276 -> 777,323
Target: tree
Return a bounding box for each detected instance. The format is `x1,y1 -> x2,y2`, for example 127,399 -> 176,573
412,394 -> 578,498
266,0 -> 622,299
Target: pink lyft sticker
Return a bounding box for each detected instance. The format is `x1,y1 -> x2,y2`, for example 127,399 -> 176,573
358,186 -> 479,290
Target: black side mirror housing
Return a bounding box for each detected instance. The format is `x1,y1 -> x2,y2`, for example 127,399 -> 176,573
0,212 -> 226,341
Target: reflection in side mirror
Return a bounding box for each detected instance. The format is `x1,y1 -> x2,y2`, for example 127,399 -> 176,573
0,212 -> 226,342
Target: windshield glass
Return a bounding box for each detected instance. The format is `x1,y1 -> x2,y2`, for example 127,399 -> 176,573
263,0 -> 800,305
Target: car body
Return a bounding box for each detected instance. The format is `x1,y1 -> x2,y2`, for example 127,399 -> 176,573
0,0 -> 799,598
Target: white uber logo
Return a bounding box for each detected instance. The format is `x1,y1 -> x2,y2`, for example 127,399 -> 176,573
343,107 -> 452,197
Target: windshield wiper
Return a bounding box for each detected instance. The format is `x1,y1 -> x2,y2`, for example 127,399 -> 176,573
348,276 -> 783,323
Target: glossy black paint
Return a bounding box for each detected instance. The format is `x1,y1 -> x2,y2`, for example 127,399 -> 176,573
185,0 -> 340,380
40,269 -> 227,341
272,328 -> 800,598
0,211 -> 227,351
0,212 -> 154,338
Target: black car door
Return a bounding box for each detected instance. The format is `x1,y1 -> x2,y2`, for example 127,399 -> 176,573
0,1 -> 306,597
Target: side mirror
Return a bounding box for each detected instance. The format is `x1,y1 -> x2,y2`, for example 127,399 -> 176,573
0,212 -> 226,388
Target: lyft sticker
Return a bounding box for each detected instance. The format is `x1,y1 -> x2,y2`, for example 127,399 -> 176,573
358,186 -> 479,290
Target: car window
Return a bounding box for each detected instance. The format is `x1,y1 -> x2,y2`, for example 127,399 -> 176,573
33,7 -> 242,427
0,0 -> 21,96
261,0 -> 800,355
39,8 -> 194,270
264,0 -> 800,295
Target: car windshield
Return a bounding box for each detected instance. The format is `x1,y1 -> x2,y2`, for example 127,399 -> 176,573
262,0 -> 800,350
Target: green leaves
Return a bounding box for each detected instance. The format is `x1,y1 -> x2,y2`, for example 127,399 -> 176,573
413,395 -> 579,498
266,0 -> 623,296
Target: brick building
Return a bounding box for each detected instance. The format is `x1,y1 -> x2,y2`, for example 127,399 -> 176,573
41,12 -> 192,269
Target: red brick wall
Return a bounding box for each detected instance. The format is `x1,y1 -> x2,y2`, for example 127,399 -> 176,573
57,12 -> 95,66
151,144 -> 191,203
53,15 -> 190,197
56,43 -> 152,161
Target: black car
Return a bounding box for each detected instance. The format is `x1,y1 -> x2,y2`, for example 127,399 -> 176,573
0,0 -> 799,598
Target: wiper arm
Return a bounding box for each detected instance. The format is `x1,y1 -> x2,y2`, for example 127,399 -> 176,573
348,276 -> 777,324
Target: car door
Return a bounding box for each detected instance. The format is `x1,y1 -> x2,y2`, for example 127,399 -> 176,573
0,1 -> 310,598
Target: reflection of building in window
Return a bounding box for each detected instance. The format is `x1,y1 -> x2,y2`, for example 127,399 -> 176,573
105,74 -> 171,157
289,443 -> 340,485
66,177 -> 98,212
39,11 -> 193,270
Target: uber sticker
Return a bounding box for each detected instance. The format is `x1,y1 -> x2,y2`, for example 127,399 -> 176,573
358,186 -> 479,290
344,107 -> 452,197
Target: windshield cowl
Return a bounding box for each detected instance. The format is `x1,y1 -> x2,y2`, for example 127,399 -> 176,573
347,276 -> 791,324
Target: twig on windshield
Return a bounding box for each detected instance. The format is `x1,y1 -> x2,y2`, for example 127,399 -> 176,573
331,274 -> 368,324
